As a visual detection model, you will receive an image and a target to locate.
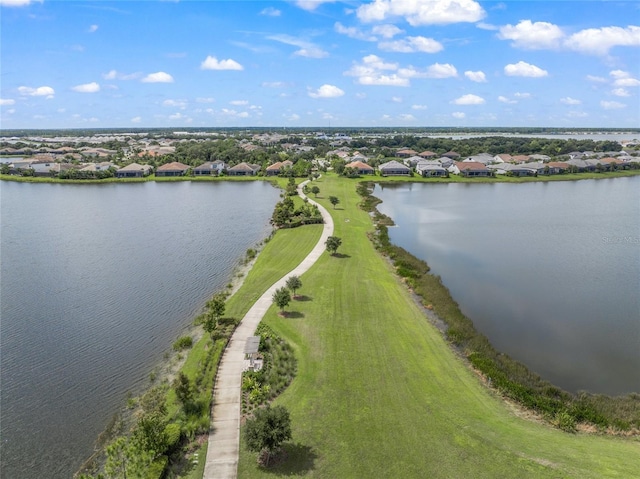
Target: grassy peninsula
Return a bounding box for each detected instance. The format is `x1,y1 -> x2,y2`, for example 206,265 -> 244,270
236,174 -> 639,478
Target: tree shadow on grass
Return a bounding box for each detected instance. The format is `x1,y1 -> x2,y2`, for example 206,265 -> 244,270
331,253 -> 350,259
260,442 -> 318,476
282,311 -> 304,319
294,295 -> 312,302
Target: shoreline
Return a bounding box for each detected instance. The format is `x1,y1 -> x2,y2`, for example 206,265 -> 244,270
76,227 -> 274,477
2,168 -> 640,185
359,180 -> 639,434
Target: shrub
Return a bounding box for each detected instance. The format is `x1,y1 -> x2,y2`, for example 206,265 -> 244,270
172,336 -> 193,351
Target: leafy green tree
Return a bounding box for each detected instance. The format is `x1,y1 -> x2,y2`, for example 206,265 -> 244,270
272,287 -> 291,313
325,236 -> 342,256
245,405 -> 292,466
329,196 -> 340,209
285,275 -> 302,298
203,294 -> 226,337
173,372 -> 193,407
310,185 -> 320,197
0,163 -> 10,175
104,437 -> 151,479
133,411 -> 169,458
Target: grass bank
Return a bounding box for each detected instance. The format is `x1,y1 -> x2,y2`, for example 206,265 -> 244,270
238,174 -> 640,478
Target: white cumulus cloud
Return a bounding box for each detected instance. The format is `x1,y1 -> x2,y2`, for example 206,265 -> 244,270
72,82 -> 100,93
498,20 -> 564,49
131,116 -> 142,123
268,34 -> 329,59
610,70 -> 640,87
452,94 -> 485,105
379,36 -> 443,53
0,98 -> 16,105
201,56 -> 244,71
0,0 -> 40,6
611,88 -> 630,97
335,22 -> 377,41
411,104 -> 428,110
18,85 -> 55,97
260,7 -> 281,16
163,99 -> 187,109
452,111 -> 466,119
504,61 -> 548,77
88,24 -> 99,33
498,96 -> 516,104
141,72 -> 174,83
560,97 -> 581,105
600,100 -> 626,110
372,24 -> 404,39
357,0 -> 485,26
565,25 -> 640,56
295,0 -> 335,11
308,84 -> 345,98
464,70 -> 486,82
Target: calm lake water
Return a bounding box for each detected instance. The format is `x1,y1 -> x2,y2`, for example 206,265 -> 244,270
0,181 -> 280,479
375,177 -> 640,396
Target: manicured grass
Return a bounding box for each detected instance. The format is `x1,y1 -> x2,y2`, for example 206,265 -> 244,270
238,174 -> 640,478
225,224 -> 324,319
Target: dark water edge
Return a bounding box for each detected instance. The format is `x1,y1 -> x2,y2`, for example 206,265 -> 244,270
0,181 -> 281,479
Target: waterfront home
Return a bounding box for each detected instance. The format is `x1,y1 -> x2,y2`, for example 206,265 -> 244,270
463,153 -> 494,165
79,162 -> 117,173
379,160 -> 411,176
193,161 -> 226,176
451,161 -> 493,177
547,162 -> 570,174
156,162 -> 190,177
227,162 -> 260,176
511,155 -> 530,164
487,163 -> 534,176
566,159 -> 594,172
416,161 -> 447,177
265,160 -> 294,176
436,156 -> 455,168
520,162 -> 546,175
116,163 -> 152,178
345,160 -> 375,175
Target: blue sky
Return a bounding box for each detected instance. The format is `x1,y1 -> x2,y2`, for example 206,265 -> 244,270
1,0 -> 639,129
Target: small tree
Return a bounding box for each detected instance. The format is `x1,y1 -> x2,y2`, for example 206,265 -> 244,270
272,287 -> 291,314
285,275 -> 302,298
329,196 -> 340,209
310,185 -> 320,197
203,294 -> 226,337
245,405 -> 292,467
325,236 -> 342,255
173,372 -> 193,407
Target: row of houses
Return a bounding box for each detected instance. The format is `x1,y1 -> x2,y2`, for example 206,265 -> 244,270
356,157 -> 637,178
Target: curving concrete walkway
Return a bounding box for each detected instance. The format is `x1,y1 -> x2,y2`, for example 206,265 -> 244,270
203,180 -> 334,479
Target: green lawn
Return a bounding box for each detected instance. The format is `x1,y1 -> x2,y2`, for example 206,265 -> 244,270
238,174 -> 640,478
225,223 -> 324,320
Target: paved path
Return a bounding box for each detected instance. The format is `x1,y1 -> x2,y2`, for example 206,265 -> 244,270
203,180 -> 334,479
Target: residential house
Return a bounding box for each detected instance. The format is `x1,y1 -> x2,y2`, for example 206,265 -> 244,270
451,161 -> 493,177
156,162 -> 190,177
487,163 -> 534,176
494,153 -> 512,163
227,162 -> 260,176
403,155 -> 425,167
442,151 -> 461,160
418,150 -> 437,159
416,161 -> 447,177
116,163 -> 152,178
396,149 -> 418,158
79,162 -> 116,173
520,162 -> 546,175
463,154 -> 494,165
193,161 -> 226,176
378,160 -> 411,176
566,159 -> 594,172
345,160 -> 375,175
547,162 -> 569,174
510,155 -> 530,164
